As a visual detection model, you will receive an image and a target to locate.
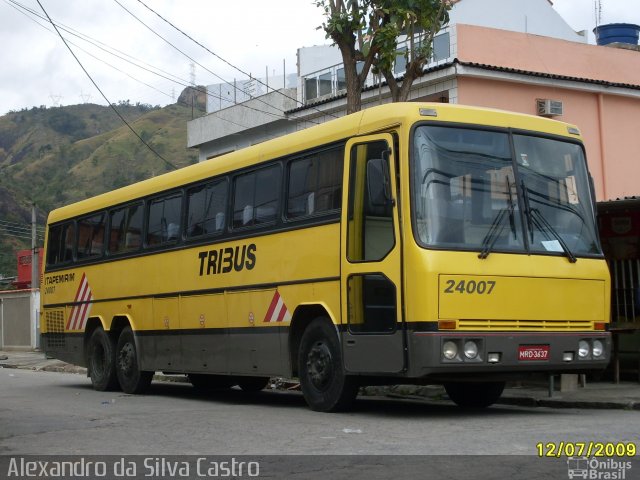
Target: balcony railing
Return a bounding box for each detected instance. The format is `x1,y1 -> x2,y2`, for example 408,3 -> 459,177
302,29 -> 452,104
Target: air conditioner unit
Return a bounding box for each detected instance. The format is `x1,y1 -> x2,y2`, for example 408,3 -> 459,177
536,99 -> 563,117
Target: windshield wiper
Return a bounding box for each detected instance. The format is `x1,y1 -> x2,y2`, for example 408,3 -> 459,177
521,179 -> 534,243
521,180 -> 577,263
530,208 -> 577,263
478,208 -> 508,259
478,176 -> 516,260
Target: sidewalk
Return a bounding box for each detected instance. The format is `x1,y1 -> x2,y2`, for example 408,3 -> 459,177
2,349 -> 639,410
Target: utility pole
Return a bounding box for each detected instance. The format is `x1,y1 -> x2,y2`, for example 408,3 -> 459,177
31,203 -> 40,350
31,204 -> 39,290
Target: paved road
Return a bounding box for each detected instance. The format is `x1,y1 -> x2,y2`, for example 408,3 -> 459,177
1,368 -> 638,458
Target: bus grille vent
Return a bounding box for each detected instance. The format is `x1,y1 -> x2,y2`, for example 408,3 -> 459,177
45,310 -> 66,348
457,319 -> 593,331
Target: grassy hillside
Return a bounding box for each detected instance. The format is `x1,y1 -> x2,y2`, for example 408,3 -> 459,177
0,95 -> 203,280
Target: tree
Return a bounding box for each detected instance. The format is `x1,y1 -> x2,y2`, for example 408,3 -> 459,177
315,0 -> 451,113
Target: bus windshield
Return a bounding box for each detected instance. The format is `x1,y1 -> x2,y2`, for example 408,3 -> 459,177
412,125 -> 601,258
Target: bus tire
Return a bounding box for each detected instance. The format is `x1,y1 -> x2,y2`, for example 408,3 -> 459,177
298,318 -> 358,412
237,376 -> 269,392
87,328 -> 119,391
115,326 -> 153,394
188,374 -> 233,391
444,381 -> 505,409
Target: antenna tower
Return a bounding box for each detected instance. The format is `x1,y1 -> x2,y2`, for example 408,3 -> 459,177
49,94 -> 62,107
79,90 -> 91,103
189,62 -> 196,86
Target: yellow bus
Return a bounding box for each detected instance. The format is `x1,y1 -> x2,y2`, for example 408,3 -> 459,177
41,102 -> 610,411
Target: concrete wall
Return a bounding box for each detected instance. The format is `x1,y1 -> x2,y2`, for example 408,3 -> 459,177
187,88 -> 303,160
450,0 -> 587,43
0,290 -> 35,349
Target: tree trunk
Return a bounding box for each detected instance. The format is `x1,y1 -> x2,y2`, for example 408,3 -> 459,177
337,43 -> 363,114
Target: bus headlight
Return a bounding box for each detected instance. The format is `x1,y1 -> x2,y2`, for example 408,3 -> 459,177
592,339 -> 604,358
578,340 -> 590,359
443,341 -> 458,360
463,341 -> 478,359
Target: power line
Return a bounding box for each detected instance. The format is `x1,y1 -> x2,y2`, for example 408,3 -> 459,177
4,0 -> 254,144
4,0 -> 248,129
35,0 -> 179,171
133,0 -> 337,120
113,0 -> 320,125
0,220 -> 44,232
10,0 -> 317,132
6,0 -> 282,130
5,0 -> 174,103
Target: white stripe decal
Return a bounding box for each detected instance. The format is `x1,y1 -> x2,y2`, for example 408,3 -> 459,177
72,278 -> 90,330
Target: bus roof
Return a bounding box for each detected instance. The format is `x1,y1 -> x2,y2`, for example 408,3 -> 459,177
47,102 -> 581,224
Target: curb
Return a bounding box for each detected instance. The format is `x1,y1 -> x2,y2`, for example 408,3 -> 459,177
497,396 -> 640,411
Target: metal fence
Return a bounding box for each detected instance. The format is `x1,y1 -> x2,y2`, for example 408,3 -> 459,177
610,259 -> 640,323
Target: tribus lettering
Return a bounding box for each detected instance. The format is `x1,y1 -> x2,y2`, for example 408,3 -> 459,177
198,243 -> 256,276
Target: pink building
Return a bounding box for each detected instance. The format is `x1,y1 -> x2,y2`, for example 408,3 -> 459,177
454,23 -> 640,202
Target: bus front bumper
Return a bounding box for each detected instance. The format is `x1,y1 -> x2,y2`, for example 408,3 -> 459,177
407,331 -> 611,379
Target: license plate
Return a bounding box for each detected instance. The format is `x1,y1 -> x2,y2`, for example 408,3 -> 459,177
518,345 -> 550,361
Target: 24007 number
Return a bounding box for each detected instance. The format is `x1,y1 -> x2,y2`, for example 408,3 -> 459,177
443,279 -> 496,295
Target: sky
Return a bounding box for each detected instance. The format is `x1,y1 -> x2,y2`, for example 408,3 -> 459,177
0,0 -> 639,115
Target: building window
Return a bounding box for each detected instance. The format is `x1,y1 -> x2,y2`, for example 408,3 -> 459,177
394,47 -> 408,74
305,77 -> 318,101
337,68 -> 347,91
319,72 -> 332,96
433,32 -> 450,61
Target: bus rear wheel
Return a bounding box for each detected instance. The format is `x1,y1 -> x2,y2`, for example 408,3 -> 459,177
115,327 -> 153,394
444,381 -> 505,409
298,318 -> 358,412
87,328 -> 118,391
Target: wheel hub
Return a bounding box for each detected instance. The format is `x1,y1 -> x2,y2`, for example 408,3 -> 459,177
118,343 -> 135,376
306,341 -> 333,390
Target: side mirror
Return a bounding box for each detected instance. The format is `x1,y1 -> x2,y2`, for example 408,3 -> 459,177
367,158 -> 391,207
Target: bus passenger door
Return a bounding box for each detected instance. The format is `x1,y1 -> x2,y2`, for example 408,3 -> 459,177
340,134 -> 405,374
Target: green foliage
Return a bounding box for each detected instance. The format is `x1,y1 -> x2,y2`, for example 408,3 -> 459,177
315,0 -> 450,107
0,101 -> 195,274
47,109 -> 88,138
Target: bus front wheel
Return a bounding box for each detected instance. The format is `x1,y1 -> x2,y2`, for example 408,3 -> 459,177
87,327 -> 118,391
298,318 -> 358,412
115,327 -> 153,394
444,381 -> 505,409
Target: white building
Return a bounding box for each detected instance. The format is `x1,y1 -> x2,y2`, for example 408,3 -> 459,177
187,0 -> 593,161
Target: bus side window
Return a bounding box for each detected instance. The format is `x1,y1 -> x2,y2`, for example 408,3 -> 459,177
109,203 -> 143,254
186,179 -> 228,238
233,165 -> 281,229
47,222 -> 76,265
286,146 -> 343,220
146,193 -> 182,247
77,213 -> 105,260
